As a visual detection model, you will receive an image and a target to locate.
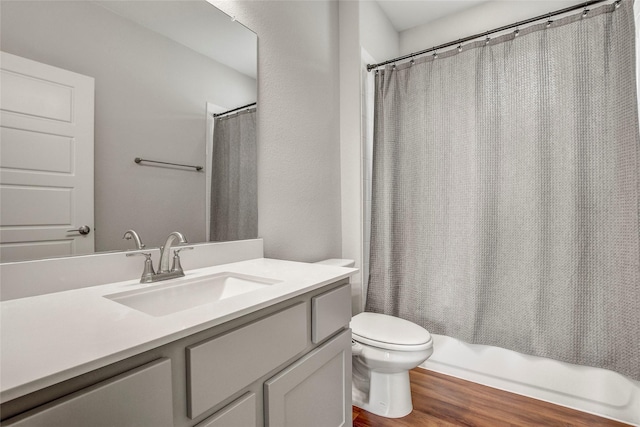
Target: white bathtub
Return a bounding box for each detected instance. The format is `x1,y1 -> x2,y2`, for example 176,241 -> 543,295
421,334 -> 640,426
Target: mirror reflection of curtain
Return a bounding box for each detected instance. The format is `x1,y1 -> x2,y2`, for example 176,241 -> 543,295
210,109 -> 257,241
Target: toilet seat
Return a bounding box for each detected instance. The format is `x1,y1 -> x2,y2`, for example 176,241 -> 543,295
351,312 -> 432,352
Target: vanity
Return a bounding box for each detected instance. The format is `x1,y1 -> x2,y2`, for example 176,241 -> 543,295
0,257 -> 355,427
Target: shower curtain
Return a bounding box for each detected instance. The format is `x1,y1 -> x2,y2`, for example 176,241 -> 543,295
366,1 -> 640,380
210,108 -> 257,241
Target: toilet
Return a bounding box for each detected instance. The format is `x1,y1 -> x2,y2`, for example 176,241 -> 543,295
351,312 -> 433,418
315,259 -> 434,419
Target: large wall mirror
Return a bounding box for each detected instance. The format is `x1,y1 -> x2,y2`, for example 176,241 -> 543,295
0,0 -> 258,262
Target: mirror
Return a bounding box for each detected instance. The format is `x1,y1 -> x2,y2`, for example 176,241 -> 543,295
0,0 -> 258,262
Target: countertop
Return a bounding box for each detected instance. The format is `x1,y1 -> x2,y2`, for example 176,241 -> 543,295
0,258 -> 356,403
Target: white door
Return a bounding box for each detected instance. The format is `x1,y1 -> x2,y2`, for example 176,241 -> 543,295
0,51 -> 95,262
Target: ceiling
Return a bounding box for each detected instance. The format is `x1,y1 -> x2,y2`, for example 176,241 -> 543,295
376,0 -> 488,32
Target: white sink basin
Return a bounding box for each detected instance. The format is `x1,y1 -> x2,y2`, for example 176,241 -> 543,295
105,272 -> 281,317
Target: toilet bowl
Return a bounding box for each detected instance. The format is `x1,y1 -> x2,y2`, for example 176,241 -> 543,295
313,259 -> 433,418
351,312 -> 433,418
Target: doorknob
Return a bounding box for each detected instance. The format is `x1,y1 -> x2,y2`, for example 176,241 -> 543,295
67,225 -> 91,235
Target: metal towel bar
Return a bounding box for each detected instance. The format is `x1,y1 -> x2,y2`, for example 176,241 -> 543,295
134,157 -> 203,171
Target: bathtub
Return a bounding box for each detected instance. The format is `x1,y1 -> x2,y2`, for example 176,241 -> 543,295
421,334 -> 640,426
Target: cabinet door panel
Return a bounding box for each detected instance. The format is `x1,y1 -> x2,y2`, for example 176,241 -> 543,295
4,358 -> 173,427
196,392 -> 257,427
265,329 -> 352,427
187,302 -> 308,419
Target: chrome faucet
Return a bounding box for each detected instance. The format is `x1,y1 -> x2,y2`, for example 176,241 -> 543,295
159,231 -> 188,273
126,231 -> 192,283
122,229 -> 145,250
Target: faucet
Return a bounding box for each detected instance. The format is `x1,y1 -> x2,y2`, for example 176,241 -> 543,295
122,229 -> 145,250
126,231 -> 192,283
158,231 -> 188,273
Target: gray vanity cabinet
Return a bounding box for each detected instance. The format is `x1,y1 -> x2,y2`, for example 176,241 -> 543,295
194,392 -> 257,427
186,302 -> 308,419
2,358 -> 173,427
311,283 -> 352,343
1,280 -> 352,427
265,329 -> 352,427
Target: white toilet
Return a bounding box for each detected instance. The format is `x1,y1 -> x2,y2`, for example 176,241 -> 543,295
314,259 -> 434,419
351,312 -> 433,418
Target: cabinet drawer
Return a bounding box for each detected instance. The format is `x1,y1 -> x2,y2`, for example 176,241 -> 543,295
3,358 -> 173,427
195,392 -> 257,427
187,302 -> 308,419
312,284 -> 351,343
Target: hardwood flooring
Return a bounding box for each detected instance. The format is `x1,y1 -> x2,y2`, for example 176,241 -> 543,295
352,368 -> 631,427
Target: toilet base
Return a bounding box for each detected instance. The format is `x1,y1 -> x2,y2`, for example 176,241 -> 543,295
352,370 -> 413,418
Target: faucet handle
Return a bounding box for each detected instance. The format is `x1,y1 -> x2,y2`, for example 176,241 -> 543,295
173,246 -> 193,255
126,251 -> 152,258
126,252 -> 156,283
171,247 -> 193,273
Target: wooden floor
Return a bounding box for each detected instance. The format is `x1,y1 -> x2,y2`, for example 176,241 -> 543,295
352,368 -> 631,427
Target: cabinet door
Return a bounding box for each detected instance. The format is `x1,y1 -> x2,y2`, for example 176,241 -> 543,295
3,358 -> 173,427
264,329 -> 351,427
195,392 -> 257,427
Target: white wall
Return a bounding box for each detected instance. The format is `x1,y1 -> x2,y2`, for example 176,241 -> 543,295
210,0 -> 342,262
359,0 -> 400,63
339,0 -> 364,312
0,1 -> 257,251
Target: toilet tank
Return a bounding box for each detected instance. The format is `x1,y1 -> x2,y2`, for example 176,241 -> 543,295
314,259 -> 355,268
315,258 -> 359,314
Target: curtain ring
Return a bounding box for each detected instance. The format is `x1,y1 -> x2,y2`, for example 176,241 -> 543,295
615,0 -> 621,8
457,44 -> 463,53
514,27 -> 520,37
546,13 -> 553,27
410,59 -> 415,66
582,4 -> 589,17
432,50 -> 438,59
485,34 -> 491,45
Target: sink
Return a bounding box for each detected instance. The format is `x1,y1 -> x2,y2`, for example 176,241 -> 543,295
105,272 -> 281,317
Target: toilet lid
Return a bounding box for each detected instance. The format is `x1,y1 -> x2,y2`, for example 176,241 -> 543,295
351,312 -> 432,350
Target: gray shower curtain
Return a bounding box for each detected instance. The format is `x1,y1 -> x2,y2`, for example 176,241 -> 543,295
366,1 -> 640,380
210,109 -> 257,241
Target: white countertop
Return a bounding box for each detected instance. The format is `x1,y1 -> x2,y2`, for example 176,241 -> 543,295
0,258 -> 356,403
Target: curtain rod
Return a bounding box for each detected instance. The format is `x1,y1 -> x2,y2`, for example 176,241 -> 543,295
213,102 -> 256,118
367,0 -> 615,71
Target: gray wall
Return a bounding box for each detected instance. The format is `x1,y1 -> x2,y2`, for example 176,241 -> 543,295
212,0 -> 343,262
1,1 -> 256,251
